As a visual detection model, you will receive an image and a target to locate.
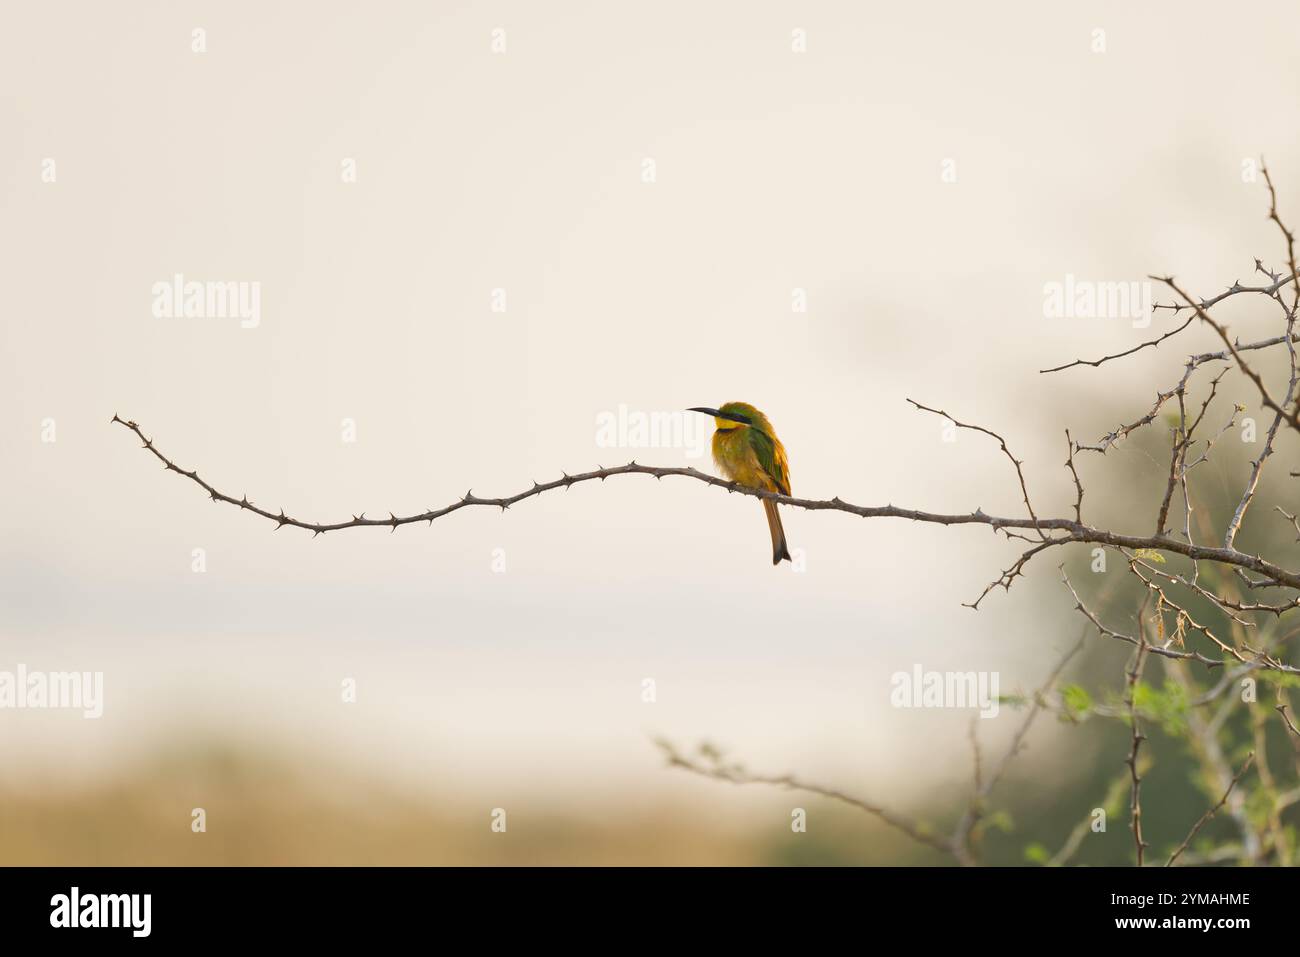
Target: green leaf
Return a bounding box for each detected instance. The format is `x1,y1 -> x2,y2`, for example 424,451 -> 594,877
1133,680 -> 1188,735
1061,683 -> 1093,717
1133,548 -> 1166,564
985,810 -> 1014,834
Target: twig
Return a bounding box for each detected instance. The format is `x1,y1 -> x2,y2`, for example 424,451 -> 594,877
654,739 -> 951,857
905,399 -> 1044,540
1165,753 -> 1255,867
1124,632 -> 1151,867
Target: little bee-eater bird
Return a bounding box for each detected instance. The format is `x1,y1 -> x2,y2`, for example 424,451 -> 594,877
688,402 -> 792,564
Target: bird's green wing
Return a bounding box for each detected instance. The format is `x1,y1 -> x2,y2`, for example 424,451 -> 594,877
748,428 -> 790,495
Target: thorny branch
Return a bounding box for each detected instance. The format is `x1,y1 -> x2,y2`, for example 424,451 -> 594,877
109,415 -> 1300,617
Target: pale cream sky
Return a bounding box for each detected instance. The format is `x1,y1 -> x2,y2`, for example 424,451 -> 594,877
3,1 -> 1299,810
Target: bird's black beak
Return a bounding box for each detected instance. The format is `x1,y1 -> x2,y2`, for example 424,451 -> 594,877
688,407 -> 753,425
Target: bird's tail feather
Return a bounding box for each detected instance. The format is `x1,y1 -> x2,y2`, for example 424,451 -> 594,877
764,499 -> 792,565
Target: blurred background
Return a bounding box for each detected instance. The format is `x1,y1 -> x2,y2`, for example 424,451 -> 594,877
3,0 -> 1299,864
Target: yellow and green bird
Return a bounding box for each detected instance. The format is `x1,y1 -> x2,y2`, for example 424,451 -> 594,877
688,402 -> 792,565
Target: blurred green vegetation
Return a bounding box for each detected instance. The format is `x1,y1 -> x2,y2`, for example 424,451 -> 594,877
968,391 -> 1300,867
